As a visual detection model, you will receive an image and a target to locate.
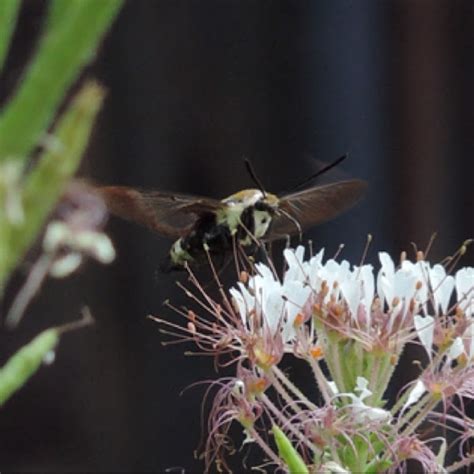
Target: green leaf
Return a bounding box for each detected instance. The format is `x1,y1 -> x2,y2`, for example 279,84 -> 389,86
272,425 -> 309,474
0,328 -> 59,405
0,81 -> 105,289
0,0 -> 123,162
0,0 -> 21,73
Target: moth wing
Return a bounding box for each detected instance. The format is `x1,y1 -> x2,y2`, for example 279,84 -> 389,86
99,186 -> 224,238
266,179 -> 367,241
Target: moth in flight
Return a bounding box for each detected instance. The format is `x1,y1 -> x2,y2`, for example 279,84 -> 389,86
98,157 -> 367,271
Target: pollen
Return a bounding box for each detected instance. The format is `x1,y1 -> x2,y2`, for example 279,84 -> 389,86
312,303 -> 323,319
239,271 -> 249,284
254,347 -> 277,371
430,382 -> 444,399
333,303 -> 344,318
293,313 -> 305,327
310,346 -> 324,359
457,353 -> 468,367
249,377 -> 268,394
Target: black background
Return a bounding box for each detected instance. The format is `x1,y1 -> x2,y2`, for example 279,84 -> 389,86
0,1 -> 473,472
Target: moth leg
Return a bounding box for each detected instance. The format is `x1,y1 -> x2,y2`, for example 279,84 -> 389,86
257,241 -> 278,278
237,217 -> 261,247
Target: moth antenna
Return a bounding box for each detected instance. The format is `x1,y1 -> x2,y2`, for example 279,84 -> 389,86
244,158 -> 266,198
284,154 -> 348,194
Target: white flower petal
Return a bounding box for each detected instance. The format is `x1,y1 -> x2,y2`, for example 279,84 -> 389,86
230,283 -> 255,326
351,400 -> 391,423
354,376 -> 372,400
429,264 -> 455,314
262,289 -> 285,334
414,315 -> 435,357
281,281 -> 312,342
448,337 -> 465,359
360,264 -> 374,321
403,380 -> 426,410
327,381 -> 339,396
283,246 -> 306,282
377,252 -> 395,307
455,267 -> 474,317
341,278 -> 361,320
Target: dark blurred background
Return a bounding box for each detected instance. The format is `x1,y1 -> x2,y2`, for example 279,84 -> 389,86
0,0 -> 473,471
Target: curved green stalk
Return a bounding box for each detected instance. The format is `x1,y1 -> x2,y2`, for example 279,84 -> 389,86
0,0 -> 123,162
0,81 -> 105,290
0,328 -> 59,406
0,0 -> 21,73
272,425 -> 309,474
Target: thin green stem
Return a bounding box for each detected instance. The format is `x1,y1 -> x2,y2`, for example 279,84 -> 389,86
267,370 -> 303,414
400,397 -> 438,438
325,337 -> 347,393
272,365 -> 317,410
0,0 -> 21,73
390,379 -> 420,417
246,425 -> 283,468
368,353 -> 393,406
308,357 -> 332,405
339,341 -> 355,391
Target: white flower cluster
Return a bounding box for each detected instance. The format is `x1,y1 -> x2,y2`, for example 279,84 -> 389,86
230,245 -> 474,345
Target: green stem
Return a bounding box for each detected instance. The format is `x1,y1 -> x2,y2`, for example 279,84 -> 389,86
0,328 -> 59,405
0,82 -> 105,290
260,393 -> 317,456
308,356 -> 332,405
325,335 -> 347,393
272,365 -> 317,410
400,397 -> 438,438
272,425 -> 309,474
0,0 -> 21,73
267,369 -> 303,414
370,354 -> 395,405
0,0 -> 123,162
